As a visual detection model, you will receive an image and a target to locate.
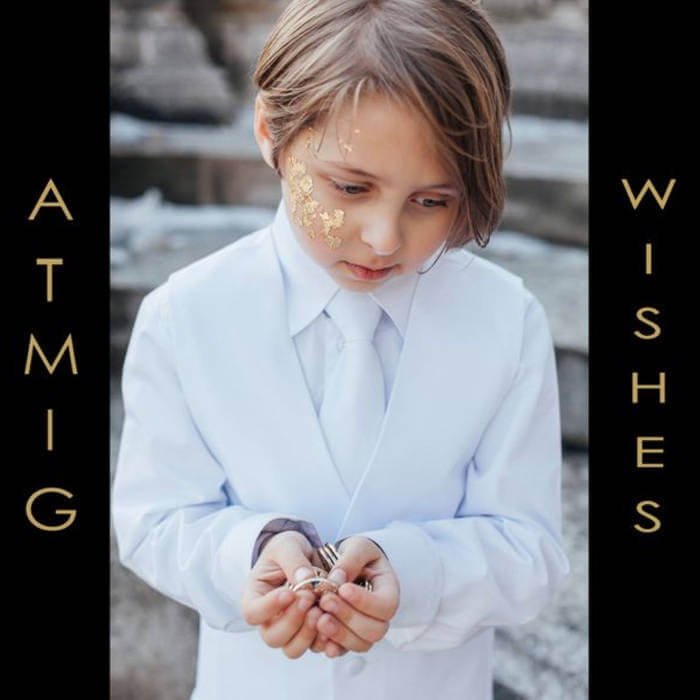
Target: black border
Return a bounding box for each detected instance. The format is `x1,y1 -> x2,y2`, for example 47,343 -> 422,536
7,2 -> 110,693
590,3 -> 690,696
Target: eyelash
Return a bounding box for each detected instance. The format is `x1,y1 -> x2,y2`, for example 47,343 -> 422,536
330,180 -> 449,209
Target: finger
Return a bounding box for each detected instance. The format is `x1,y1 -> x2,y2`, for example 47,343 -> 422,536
268,534 -> 319,589
246,574 -> 284,600
319,592 -> 388,644
327,537 -> 384,587
243,586 -> 296,626
310,631 -> 328,653
324,640 -> 348,658
316,611 -> 373,653
337,573 -> 399,621
259,591 -> 316,648
281,604 -> 323,659
310,632 -> 348,657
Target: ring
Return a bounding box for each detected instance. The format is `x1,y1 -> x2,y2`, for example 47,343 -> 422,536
286,567 -> 338,596
289,576 -> 339,595
317,542 -> 340,571
316,542 -> 374,593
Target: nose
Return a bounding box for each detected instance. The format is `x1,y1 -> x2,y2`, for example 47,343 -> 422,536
360,214 -> 402,256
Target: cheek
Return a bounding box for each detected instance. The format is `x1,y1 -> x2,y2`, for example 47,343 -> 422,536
287,155 -> 347,249
407,219 -> 449,258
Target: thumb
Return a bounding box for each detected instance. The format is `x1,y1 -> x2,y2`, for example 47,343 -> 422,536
326,540 -> 367,588
275,545 -> 317,588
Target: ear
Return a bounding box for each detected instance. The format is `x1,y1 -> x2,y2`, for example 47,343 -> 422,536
253,93 -> 276,171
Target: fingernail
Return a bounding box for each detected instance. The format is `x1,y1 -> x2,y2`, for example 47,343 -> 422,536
295,566 -> 313,583
328,568 -> 347,585
278,589 -> 293,604
297,596 -> 312,611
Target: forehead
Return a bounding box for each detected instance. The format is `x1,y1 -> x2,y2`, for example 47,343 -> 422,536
303,92 -> 449,183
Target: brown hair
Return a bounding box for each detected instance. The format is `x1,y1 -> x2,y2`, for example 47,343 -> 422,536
253,0 -> 511,262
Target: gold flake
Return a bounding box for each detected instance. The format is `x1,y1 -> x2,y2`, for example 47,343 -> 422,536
287,153 -> 346,248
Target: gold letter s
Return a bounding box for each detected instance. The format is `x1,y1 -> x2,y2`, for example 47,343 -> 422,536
633,500 -> 661,533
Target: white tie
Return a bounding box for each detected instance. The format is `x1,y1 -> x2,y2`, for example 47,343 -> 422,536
319,289 -> 385,495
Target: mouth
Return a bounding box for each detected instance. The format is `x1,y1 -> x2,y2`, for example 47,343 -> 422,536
343,261 -> 397,281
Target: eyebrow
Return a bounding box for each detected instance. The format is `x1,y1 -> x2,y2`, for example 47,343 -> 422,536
320,160 -> 457,192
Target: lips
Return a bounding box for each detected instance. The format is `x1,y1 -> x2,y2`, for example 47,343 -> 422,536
344,261 -> 396,281
348,260 -> 394,271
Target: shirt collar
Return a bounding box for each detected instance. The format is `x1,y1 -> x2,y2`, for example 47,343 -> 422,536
270,197 -> 437,339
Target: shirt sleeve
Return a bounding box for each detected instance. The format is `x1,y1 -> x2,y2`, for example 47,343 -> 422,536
251,517 -> 323,567
353,293 -> 571,652
111,283 -> 309,633
335,536 -> 389,561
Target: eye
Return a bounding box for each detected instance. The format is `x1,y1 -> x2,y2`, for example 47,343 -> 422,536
330,180 -> 367,196
415,197 -> 449,209
330,179 -> 449,209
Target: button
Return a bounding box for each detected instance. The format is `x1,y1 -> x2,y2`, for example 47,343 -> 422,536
345,656 -> 366,675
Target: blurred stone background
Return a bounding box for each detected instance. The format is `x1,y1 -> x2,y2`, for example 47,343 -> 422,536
110,1 -> 589,697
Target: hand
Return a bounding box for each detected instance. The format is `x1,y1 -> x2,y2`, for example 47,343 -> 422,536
312,536 -> 400,656
241,530 -> 327,659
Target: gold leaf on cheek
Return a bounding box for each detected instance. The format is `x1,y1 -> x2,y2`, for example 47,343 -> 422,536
302,199 -> 320,233
287,153 -> 346,248
300,174 -> 313,194
319,207 -> 344,247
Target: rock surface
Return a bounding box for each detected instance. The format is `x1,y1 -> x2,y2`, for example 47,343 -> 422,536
111,1 -> 237,123
178,0 -> 588,118
503,116 -> 588,245
497,9 -> 588,119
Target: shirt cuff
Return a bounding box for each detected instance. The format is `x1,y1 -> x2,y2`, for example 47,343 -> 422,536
352,521 -> 442,630
336,536 -> 389,561
212,511 -> 298,625
250,517 -> 323,567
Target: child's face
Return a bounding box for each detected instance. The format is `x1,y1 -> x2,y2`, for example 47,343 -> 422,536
256,92 -> 459,292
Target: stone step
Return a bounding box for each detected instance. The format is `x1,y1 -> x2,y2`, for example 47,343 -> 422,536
110,198 -> 587,447
503,116 -> 587,246
494,5 -> 588,121
110,110 -> 588,247
108,0 -> 586,127
180,0 -> 588,123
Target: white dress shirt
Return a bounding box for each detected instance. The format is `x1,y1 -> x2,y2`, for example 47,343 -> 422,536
251,199 -> 433,563
112,196 -> 570,700
274,200 -> 417,415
